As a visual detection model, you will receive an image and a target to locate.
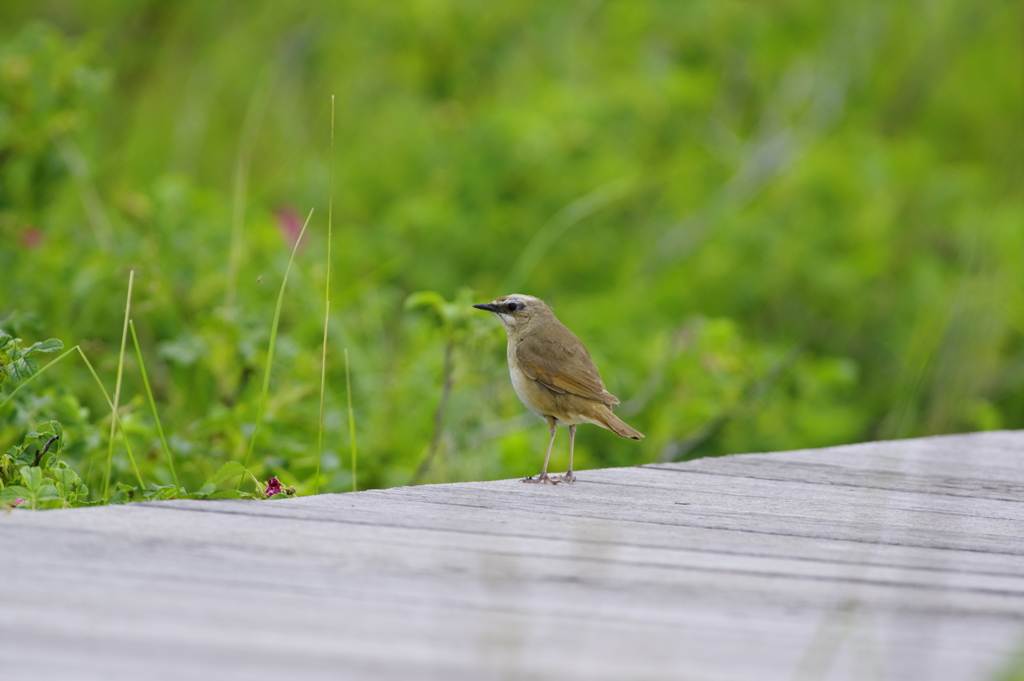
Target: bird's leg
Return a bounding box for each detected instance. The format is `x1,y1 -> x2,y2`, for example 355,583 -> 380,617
523,416 -> 558,484
551,424 -> 577,484
565,425 -> 578,483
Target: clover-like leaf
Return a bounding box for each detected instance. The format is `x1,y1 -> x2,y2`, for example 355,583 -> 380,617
19,466 -> 43,492
25,338 -> 63,354
5,355 -> 40,383
203,461 -> 247,487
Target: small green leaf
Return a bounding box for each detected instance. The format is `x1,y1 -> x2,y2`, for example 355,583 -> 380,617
3,339 -> 23,360
0,486 -> 30,502
53,467 -> 80,484
5,355 -> 40,383
188,483 -> 217,497
26,339 -> 63,354
109,483 -> 136,504
142,484 -> 180,501
34,483 -> 61,502
19,466 -> 43,491
53,467 -> 82,496
204,461 -> 247,487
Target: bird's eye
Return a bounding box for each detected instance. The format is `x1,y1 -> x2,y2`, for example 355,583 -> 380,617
506,302 -> 519,312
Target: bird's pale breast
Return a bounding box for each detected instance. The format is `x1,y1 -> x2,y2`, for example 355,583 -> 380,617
507,344 -> 604,428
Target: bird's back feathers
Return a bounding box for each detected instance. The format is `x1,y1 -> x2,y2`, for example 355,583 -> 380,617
513,320 -> 619,407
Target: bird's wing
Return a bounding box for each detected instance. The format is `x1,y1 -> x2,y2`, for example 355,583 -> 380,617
515,333 -> 618,404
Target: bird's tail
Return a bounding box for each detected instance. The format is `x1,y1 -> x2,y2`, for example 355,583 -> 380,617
598,409 -> 644,440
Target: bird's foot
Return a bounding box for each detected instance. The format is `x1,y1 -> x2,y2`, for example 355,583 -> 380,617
522,473 -> 556,484
550,471 -> 576,484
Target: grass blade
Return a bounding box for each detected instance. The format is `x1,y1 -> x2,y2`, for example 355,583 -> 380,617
0,345 -> 78,413
0,342 -> 145,496
316,94 -> 336,496
104,269 -> 134,500
345,348 -> 357,492
317,301 -> 329,494
129,320 -> 180,491
76,346 -> 145,491
238,207 -> 314,489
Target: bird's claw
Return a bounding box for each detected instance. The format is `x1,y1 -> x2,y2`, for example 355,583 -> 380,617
521,472 -> 575,485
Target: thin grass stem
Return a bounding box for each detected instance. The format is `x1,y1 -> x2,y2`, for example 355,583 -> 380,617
317,301 -> 330,494
0,345 -> 78,413
0,343 -> 145,494
316,95 -> 336,496
75,346 -> 145,491
129,320 -> 180,491
104,270 -> 134,500
345,348 -> 357,492
238,207 -> 314,489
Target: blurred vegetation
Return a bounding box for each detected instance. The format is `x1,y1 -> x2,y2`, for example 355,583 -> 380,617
0,1 -> 1021,499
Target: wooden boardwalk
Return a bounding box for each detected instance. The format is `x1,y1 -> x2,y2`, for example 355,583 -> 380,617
3,431 -> 1024,680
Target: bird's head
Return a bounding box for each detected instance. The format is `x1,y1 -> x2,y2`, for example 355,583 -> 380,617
473,294 -> 549,334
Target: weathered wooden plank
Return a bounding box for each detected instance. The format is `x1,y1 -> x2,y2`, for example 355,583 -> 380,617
2,431 -> 1023,680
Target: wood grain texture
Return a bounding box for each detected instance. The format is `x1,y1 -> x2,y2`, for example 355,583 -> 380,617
2,431 -> 1023,680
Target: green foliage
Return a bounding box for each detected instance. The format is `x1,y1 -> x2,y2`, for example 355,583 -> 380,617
0,339 -> 274,505
0,329 -> 63,388
0,22 -> 106,225
0,420 -> 87,509
0,2 -> 1021,504
406,288 -> 498,350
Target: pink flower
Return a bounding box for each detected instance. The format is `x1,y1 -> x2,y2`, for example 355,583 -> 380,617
21,227 -> 43,249
265,477 -> 282,497
274,208 -> 304,250
12,498 -> 24,507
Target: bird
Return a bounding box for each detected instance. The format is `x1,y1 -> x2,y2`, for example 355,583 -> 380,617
473,294 -> 643,484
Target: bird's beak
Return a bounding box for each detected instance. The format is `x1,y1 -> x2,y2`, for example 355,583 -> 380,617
473,302 -> 499,313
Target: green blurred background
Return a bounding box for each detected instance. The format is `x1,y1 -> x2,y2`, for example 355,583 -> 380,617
1,0 -> 1022,496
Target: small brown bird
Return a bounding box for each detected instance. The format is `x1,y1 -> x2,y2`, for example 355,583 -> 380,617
474,294 -> 643,484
